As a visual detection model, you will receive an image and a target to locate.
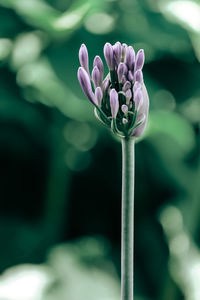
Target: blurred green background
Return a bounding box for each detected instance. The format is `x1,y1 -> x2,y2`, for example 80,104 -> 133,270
0,0 -> 200,299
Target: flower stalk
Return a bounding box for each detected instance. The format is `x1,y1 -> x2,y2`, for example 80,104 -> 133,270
121,137 -> 135,300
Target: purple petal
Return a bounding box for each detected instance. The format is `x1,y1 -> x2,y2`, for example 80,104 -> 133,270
113,41 -> 122,65
125,46 -> 135,70
128,70 -> 134,82
134,89 -> 143,110
95,87 -> 103,106
121,104 -> 128,114
133,81 -> 141,93
79,44 -> 89,75
117,62 -> 126,83
93,56 -> 104,82
122,75 -> 127,84
102,77 -> 110,93
122,81 -> 131,92
134,70 -> 143,83
110,89 -> 119,118
122,43 -> 128,60
104,43 -> 114,70
131,83 -> 149,137
92,66 -> 101,88
78,67 -> 97,105
125,89 -> 132,104
135,49 -> 145,71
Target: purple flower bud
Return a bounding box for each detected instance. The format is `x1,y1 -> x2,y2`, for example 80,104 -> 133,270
123,81 -> 131,92
135,49 -> 145,71
134,89 -> 143,110
125,46 -> 135,70
104,43 -> 114,70
93,56 -> 104,82
134,70 -> 143,83
78,67 -> 97,105
121,104 -> 128,114
117,63 -> 126,83
131,84 -> 149,137
122,75 -> 127,84
92,66 -> 101,88
122,118 -> 128,124
126,89 -> 132,104
122,43 -> 128,60
110,89 -> 119,118
95,86 -> 103,106
113,41 -> 122,65
133,81 -> 141,93
79,44 -> 90,75
102,77 -> 109,92
128,70 -> 134,82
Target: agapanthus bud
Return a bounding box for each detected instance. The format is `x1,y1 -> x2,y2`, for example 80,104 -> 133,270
78,67 -> 97,105
92,66 -> 101,88
126,89 -> 132,104
104,43 -> 114,70
122,75 -> 127,84
131,84 -> 149,137
128,70 -> 134,82
117,63 -> 126,83
134,89 -> 143,110
134,70 -> 143,83
135,49 -> 145,71
123,81 -> 131,92
121,104 -> 128,114
125,46 -> 135,70
110,89 -> 119,118
93,56 -> 104,82
113,42 -> 122,65
122,43 -> 128,60
78,42 -> 149,138
79,44 -> 90,75
122,118 -> 128,124
133,81 -> 141,93
95,86 -> 103,106
102,77 -> 109,92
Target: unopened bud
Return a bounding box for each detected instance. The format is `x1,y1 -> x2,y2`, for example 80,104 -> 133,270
110,89 -> 119,118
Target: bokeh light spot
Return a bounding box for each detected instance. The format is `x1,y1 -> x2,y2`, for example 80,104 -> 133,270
64,121 -> 97,151
84,12 -> 115,34
170,233 -> 190,256
0,39 -> 12,61
11,32 -> 43,69
162,0 -> 200,33
54,2 -> 90,30
0,264 -> 52,300
160,205 -> 183,236
180,97 -> 200,123
152,89 -> 176,111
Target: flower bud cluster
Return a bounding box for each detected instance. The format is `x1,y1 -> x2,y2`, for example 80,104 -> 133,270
77,42 -> 149,137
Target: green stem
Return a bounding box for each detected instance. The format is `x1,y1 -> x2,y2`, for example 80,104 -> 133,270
121,137 -> 135,300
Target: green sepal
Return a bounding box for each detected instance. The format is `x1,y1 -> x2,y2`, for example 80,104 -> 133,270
119,82 -> 123,91
111,118 -> 125,137
118,91 -> 126,107
128,113 -> 145,135
94,107 -> 111,127
127,111 -> 137,135
132,120 -> 143,130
